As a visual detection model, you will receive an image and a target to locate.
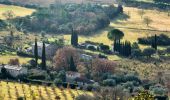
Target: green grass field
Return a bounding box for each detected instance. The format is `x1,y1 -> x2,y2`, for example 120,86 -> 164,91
0,81 -> 92,100
0,4 -> 35,19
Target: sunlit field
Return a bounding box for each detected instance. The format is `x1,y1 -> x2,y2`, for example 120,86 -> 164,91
0,55 -> 32,64
0,4 -> 35,19
64,6 -> 170,47
0,81 -> 92,100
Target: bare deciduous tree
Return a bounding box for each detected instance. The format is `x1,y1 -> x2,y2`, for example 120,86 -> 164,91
138,9 -> 145,19
143,17 -> 153,26
53,46 -> 79,70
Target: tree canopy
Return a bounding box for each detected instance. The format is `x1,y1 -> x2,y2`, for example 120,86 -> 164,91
108,29 -> 124,41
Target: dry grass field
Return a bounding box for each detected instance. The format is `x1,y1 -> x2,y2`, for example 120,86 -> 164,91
0,55 -> 32,64
0,4 -> 35,19
64,6 -> 170,48
0,81 -> 92,100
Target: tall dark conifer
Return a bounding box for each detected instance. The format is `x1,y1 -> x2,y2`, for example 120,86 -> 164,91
71,27 -> 78,47
42,42 -> 46,70
154,34 -> 157,50
69,56 -> 77,71
151,34 -> 157,50
34,38 -> 38,67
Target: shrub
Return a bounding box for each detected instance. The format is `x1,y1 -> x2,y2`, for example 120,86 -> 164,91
17,51 -> 34,58
88,46 -> 96,51
131,49 -> 142,57
150,86 -> 168,96
138,34 -> 170,46
54,78 -> 62,86
166,46 -> 170,54
98,54 -> 108,59
103,79 -> 116,86
99,44 -> 110,51
8,58 -> 20,65
75,94 -> 94,100
17,97 -> 25,100
143,47 -> 156,57
28,74 -> 46,80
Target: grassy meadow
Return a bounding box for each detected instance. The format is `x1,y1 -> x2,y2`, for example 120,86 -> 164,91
0,4 -> 35,19
0,81 -> 92,100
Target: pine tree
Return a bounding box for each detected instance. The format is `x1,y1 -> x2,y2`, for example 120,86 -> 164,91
69,56 -> 77,71
71,28 -> 78,47
42,42 -> 46,70
34,38 -> 38,67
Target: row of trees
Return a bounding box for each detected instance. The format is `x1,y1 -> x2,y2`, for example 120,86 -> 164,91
34,39 -> 46,70
114,40 -> 132,57
138,34 -> 170,46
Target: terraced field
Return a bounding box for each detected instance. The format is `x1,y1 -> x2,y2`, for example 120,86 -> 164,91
0,81 -> 92,100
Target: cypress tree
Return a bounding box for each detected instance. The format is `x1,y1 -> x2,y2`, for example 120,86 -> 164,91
34,38 -> 38,67
42,42 -> 46,70
154,34 -> 157,50
114,39 -> 117,52
151,34 -> 157,50
71,28 -> 78,47
69,56 -> 77,71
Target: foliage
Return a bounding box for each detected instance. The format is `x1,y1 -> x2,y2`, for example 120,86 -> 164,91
166,46 -> 170,54
41,42 -> 46,70
1,66 -> 8,78
17,97 -> 25,100
151,34 -> 157,50
108,29 -> 124,41
17,51 -> 34,58
132,42 -> 139,49
138,34 -> 170,46
99,44 -> 110,51
69,56 -> 77,71
34,38 -> 38,67
133,91 -> 154,100
54,78 -> 62,86
92,59 -> 116,79
114,40 -> 131,57
71,28 -> 78,47
103,79 -> 116,86
8,58 -> 20,65
13,3 -> 122,35
131,49 -> 142,57
138,9 -> 145,19
53,46 -> 79,71
143,47 -> 156,57
75,94 -> 94,100
94,86 -> 129,100
143,17 -> 153,26
150,86 -> 168,96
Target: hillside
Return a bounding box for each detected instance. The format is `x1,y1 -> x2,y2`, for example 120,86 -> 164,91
64,5 -> 170,48
0,4 -> 35,19
0,0 -> 115,6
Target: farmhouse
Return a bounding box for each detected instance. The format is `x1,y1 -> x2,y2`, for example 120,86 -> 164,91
0,65 -> 28,77
80,54 -> 93,61
32,42 -> 59,58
